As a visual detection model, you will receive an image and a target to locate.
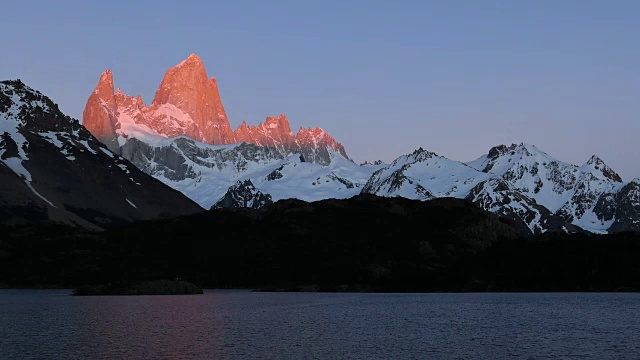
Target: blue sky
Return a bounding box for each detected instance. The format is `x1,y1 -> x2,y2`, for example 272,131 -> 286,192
2,1 -> 639,179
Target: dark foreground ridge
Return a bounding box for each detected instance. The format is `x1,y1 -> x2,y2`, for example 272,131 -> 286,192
1,194 -> 639,292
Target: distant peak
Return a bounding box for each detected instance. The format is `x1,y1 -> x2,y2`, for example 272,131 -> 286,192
586,154 -> 603,165
99,69 -> 113,83
266,114 -> 288,121
515,143 -> 550,157
298,126 -> 326,134
488,145 -> 508,159
409,147 -> 436,159
361,160 -> 385,166
519,142 -> 536,151
93,69 -> 115,96
487,143 -> 518,159
1,79 -> 24,87
265,114 -> 290,129
583,155 -> 622,183
176,53 -> 204,68
254,114 -> 292,136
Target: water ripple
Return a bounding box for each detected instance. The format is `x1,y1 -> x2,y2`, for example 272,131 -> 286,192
0,290 -> 639,359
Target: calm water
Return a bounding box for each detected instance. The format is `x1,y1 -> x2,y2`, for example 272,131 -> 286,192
0,290 -> 639,359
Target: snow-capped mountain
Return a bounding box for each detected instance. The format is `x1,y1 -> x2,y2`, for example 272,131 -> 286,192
0,79 -> 203,230
360,147 -> 580,234
83,53 -> 347,165
117,133 -> 384,209
78,55 -> 638,235
363,143 -> 637,234
211,179 -> 274,209
466,143 -> 629,232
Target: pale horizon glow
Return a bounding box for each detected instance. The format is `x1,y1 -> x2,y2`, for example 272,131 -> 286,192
2,1 -> 638,180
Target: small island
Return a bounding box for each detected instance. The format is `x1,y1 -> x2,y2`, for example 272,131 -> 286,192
72,279 -> 203,296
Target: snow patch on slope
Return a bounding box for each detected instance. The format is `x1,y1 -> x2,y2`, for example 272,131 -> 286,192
140,138 -> 383,209
0,83 -> 57,207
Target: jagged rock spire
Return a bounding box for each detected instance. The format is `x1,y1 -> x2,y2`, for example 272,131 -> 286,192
151,54 -> 235,144
82,69 -> 119,152
82,54 -> 349,164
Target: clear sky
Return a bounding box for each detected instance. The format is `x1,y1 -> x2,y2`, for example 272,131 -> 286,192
2,1 -> 639,180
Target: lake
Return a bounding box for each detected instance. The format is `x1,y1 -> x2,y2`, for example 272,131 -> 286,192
1,290 -> 639,359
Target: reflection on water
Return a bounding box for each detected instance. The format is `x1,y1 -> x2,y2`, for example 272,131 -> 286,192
1,290 -> 639,359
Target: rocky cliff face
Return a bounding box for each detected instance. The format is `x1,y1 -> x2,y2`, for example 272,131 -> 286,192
82,70 -> 119,152
149,54 -> 234,144
82,54 -> 348,165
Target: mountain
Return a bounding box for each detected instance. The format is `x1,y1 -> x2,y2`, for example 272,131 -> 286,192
79,56 -> 638,235
0,79 -> 203,230
82,53 -> 348,165
211,179 -> 273,209
466,143 -> 630,232
85,103 -> 636,234
360,147 -> 579,234
118,135 -> 383,209
363,143 -> 637,234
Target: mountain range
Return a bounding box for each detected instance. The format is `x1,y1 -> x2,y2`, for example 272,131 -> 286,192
83,54 -> 347,165
1,54 -> 638,235
79,54 -> 640,235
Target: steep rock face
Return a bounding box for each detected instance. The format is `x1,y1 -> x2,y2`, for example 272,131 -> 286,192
82,54 -> 348,166
593,180 -> 640,233
583,155 -> 623,183
82,70 -> 119,152
233,114 -> 296,156
0,79 -> 203,230
233,114 -> 348,165
296,126 -> 348,165
150,54 -> 234,144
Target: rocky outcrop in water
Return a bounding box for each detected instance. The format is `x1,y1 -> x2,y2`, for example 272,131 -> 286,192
72,279 -> 203,296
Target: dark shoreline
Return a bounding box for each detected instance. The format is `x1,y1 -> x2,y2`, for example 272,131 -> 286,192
2,286 -> 639,294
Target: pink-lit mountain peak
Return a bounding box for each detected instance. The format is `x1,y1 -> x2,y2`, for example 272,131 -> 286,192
83,54 -> 349,163
264,114 -> 291,130
94,69 -> 115,97
152,53 -> 212,107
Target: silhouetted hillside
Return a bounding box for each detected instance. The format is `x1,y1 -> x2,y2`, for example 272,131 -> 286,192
1,195 -> 638,292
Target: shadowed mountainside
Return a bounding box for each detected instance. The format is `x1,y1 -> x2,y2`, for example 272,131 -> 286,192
0,79 -> 204,230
